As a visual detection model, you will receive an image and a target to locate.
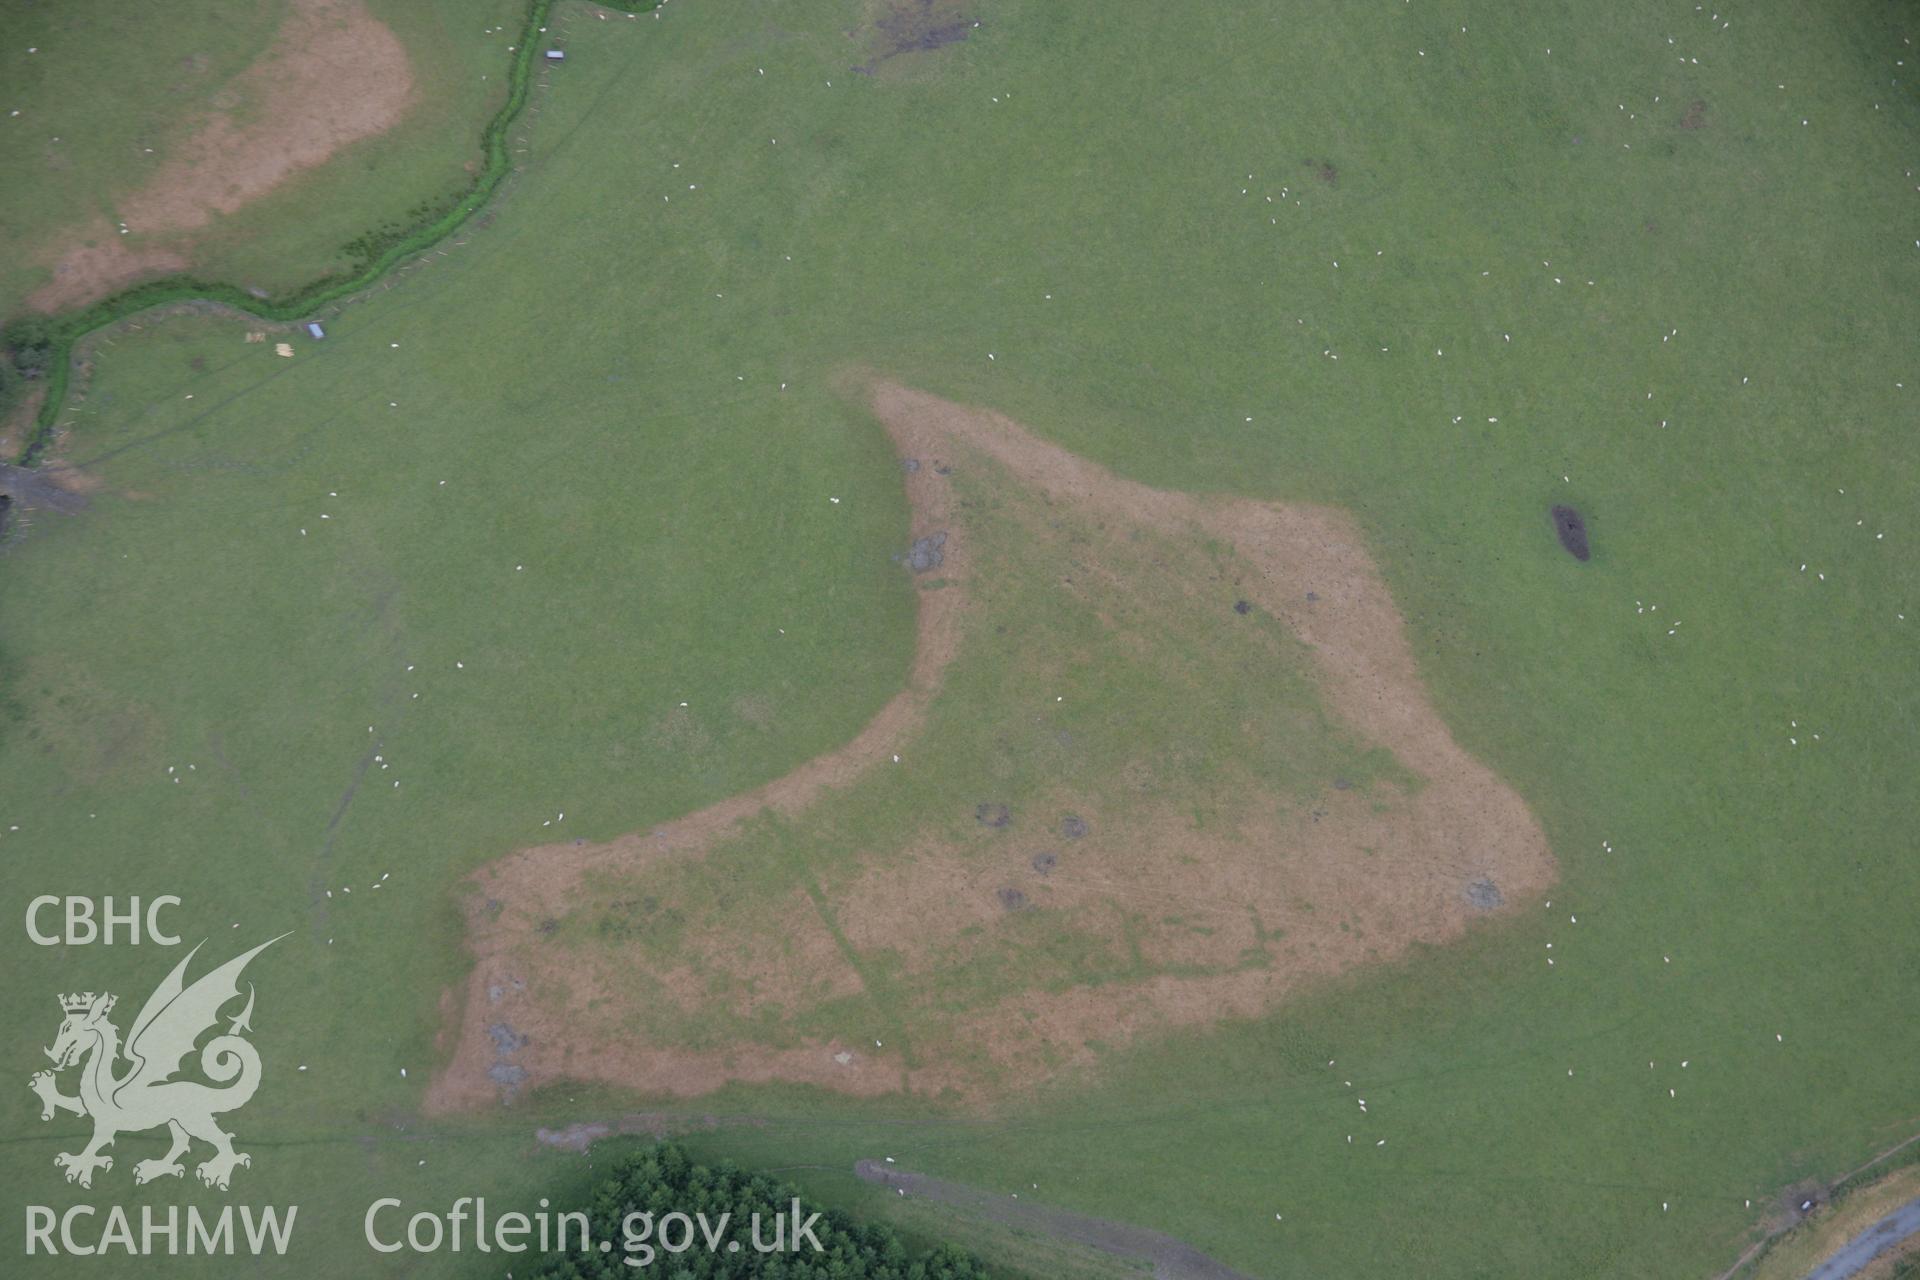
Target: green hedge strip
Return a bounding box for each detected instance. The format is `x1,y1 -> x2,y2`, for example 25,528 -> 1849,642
10,0 -> 653,465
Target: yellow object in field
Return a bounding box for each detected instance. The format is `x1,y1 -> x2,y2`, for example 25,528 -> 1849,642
274,343 -> 294,358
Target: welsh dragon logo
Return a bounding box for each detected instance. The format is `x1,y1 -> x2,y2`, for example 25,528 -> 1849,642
29,936 -> 284,1190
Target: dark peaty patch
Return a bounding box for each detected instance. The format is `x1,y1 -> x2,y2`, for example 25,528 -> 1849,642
1551,505 -> 1590,561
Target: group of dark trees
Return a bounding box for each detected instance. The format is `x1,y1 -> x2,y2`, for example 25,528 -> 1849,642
530,1143 -> 990,1280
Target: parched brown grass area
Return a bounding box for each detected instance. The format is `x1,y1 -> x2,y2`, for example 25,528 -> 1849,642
427,380 -> 1556,1112
30,0 -> 414,312
27,242 -> 195,315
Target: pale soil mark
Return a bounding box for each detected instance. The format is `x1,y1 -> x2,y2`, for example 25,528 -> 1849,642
428,378 -> 1556,1111
30,0 -> 415,312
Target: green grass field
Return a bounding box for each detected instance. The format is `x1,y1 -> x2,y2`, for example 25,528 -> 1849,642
3,0 -> 1919,1276
0,0 -> 525,323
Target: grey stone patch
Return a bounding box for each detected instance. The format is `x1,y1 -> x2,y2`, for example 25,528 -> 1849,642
1061,815 -> 1089,839
1464,878 -> 1503,910
1333,777 -> 1353,791
487,1022 -> 529,1054
536,1114 -> 742,1153
976,802 -> 1011,828
902,458 -> 921,473
486,984 -> 503,1003
996,886 -> 1028,911
536,1121 -> 611,1152
1031,851 -> 1057,875
1234,599 -> 1251,615
1305,590 -> 1320,603
0,464 -> 89,516
485,1001 -> 534,1100
908,531 -> 948,573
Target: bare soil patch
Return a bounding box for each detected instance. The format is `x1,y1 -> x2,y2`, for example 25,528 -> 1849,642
124,0 -> 414,233
429,380 -> 1555,1110
31,0 -> 415,311
535,1113 -> 751,1152
28,238 -> 194,314
1680,99 -> 1709,130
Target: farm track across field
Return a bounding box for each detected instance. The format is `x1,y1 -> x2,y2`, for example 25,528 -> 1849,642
1803,1199 -> 1920,1280
854,1159 -> 1253,1280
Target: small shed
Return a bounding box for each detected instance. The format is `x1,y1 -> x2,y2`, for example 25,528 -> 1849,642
305,322 -> 326,340
545,48 -> 565,61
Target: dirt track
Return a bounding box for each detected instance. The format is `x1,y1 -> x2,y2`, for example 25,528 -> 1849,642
427,378 -> 1555,1111
1805,1198 -> 1920,1280
854,1159 -> 1253,1280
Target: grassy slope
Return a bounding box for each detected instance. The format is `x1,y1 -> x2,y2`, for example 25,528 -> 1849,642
3,0 -> 1919,1276
0,0 -> 525,321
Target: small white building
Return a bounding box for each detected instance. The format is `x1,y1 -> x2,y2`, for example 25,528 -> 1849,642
305,322 -> 326,340
545,49 -> 565,62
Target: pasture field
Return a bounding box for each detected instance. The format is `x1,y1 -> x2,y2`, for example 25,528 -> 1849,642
3,1 -> 1919,1277
0,0 -> 525,321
